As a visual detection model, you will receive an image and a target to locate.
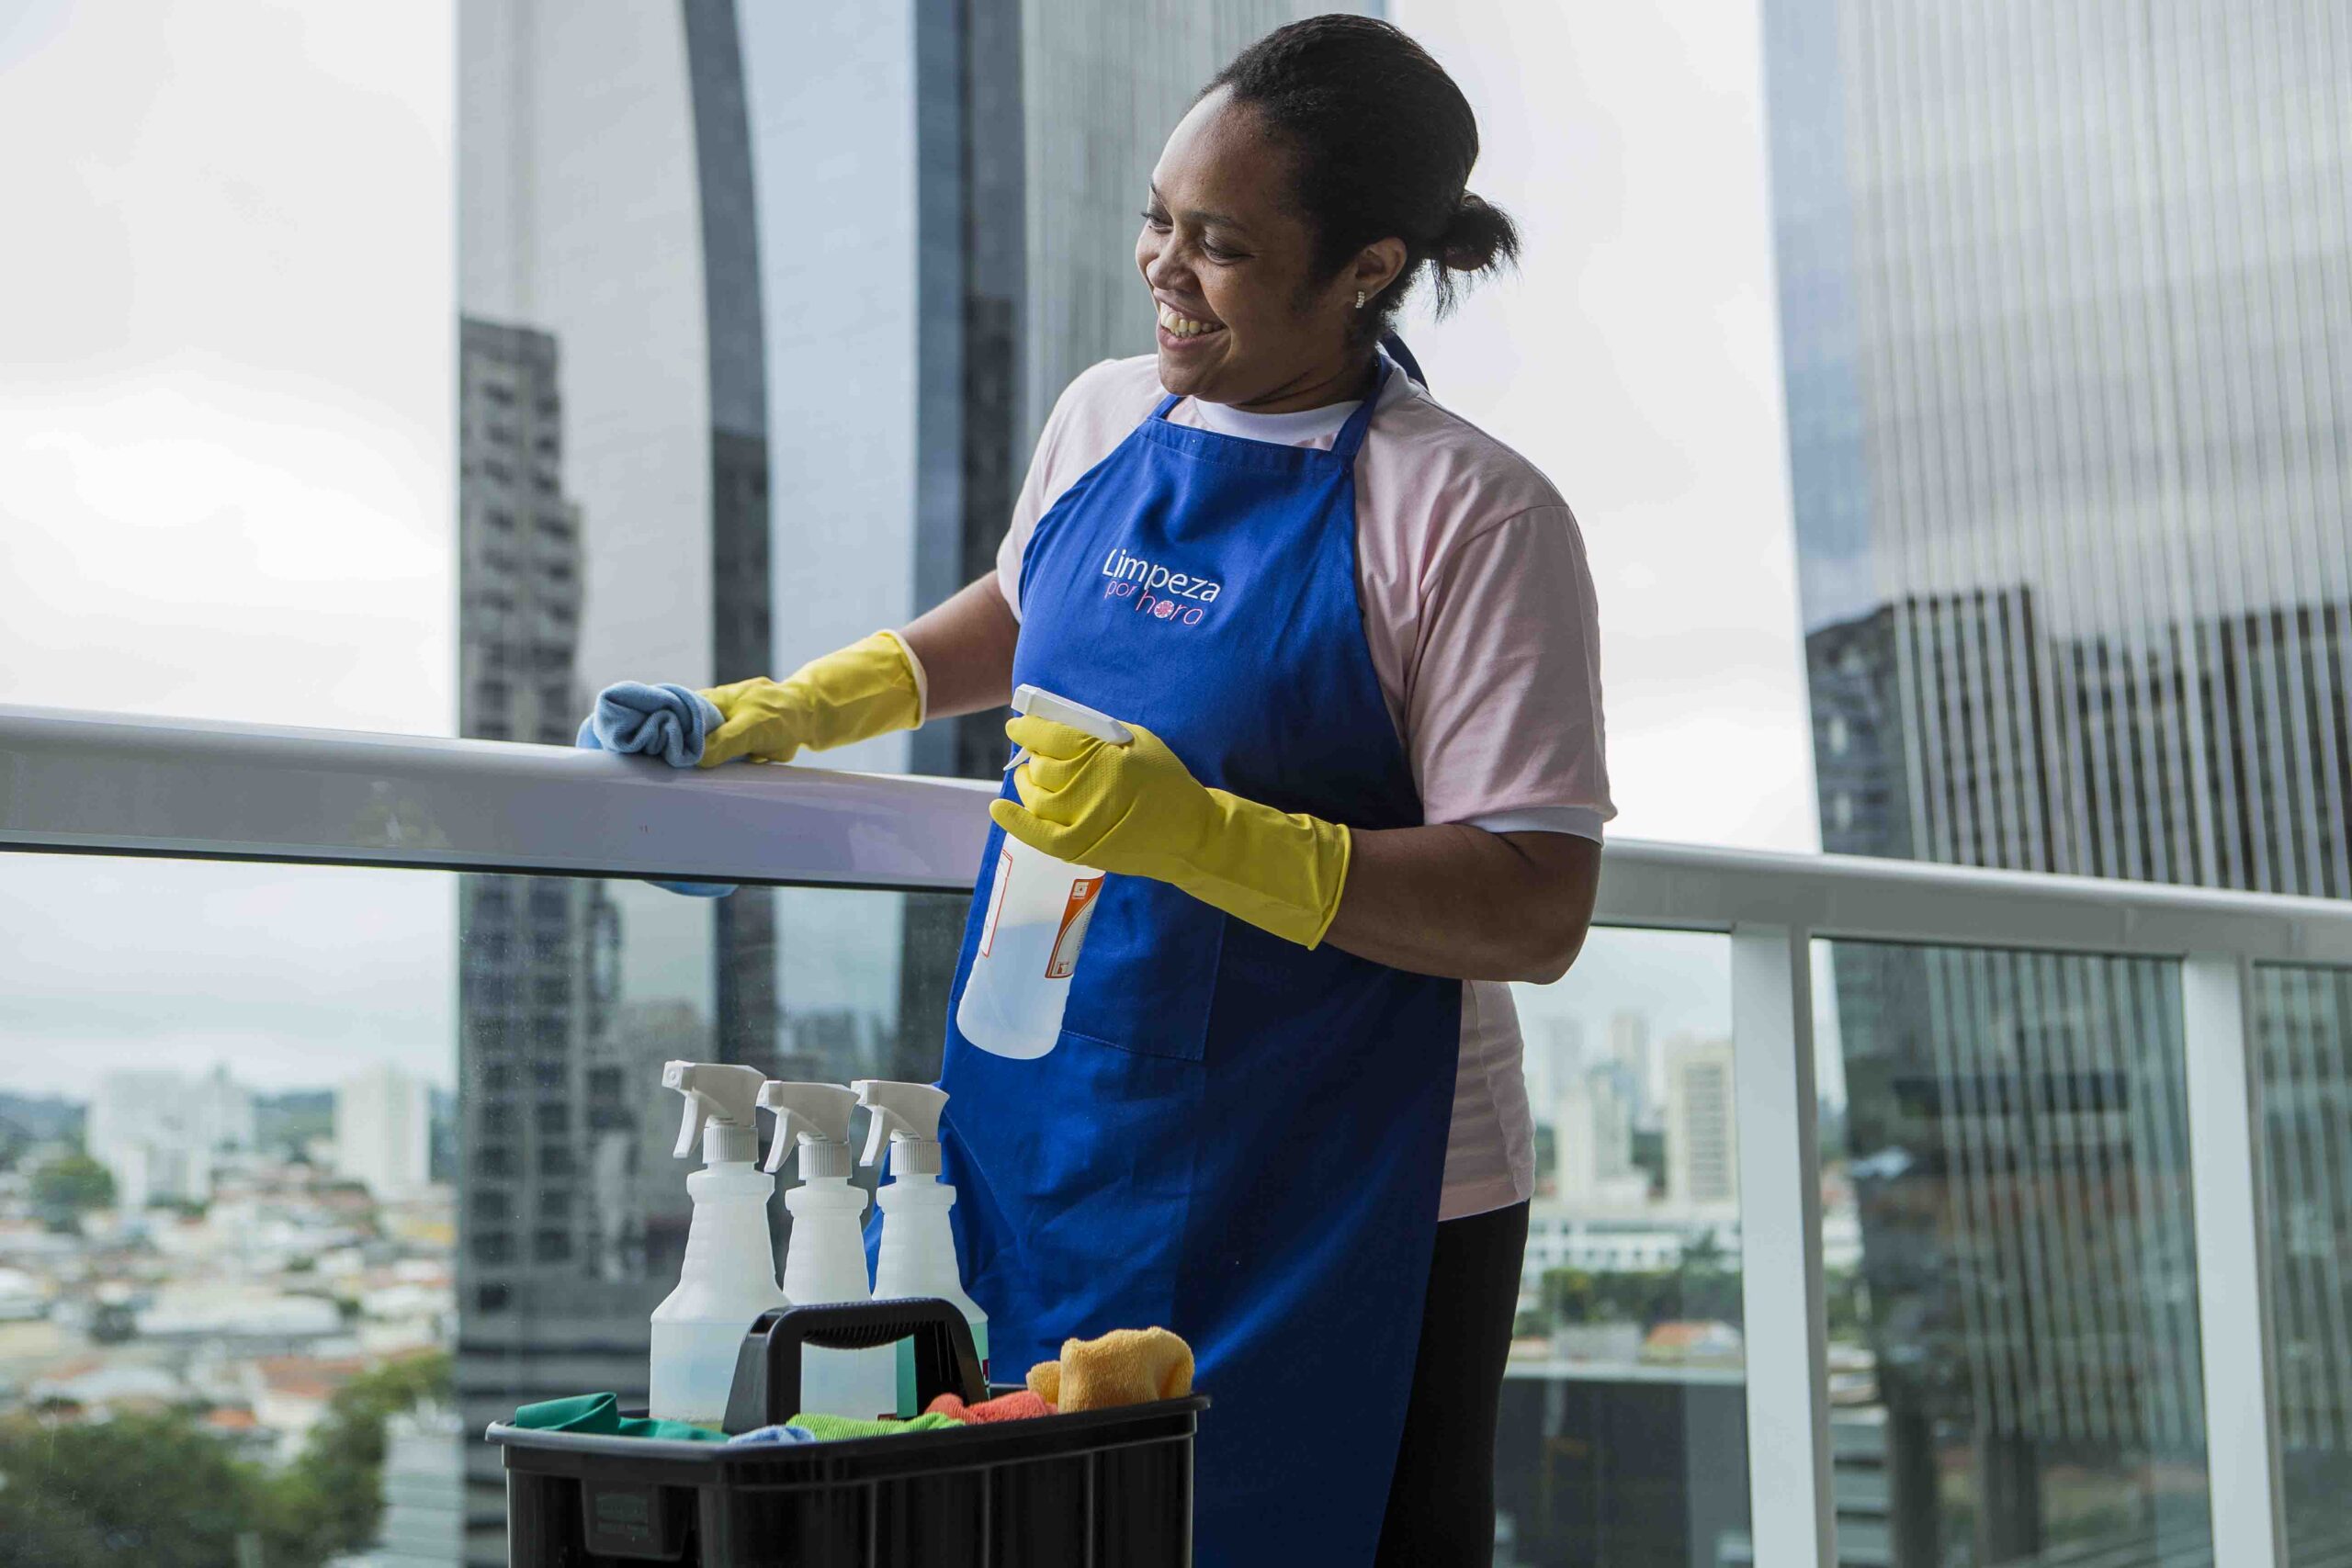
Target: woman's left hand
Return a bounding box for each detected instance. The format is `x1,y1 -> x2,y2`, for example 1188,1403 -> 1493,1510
992,714 -> 1351,949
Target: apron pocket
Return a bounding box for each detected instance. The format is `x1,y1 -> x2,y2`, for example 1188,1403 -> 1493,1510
1059,875 -> 1225,1062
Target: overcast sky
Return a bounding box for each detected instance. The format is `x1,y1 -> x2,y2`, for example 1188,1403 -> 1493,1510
0,1 -> 1811,1099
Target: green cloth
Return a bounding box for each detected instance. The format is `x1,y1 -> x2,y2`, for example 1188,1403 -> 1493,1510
513,1392 -> 729,1443
786,1410 -> 966,1441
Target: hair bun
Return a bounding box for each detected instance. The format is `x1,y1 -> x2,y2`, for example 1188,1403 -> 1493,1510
1436,190 -> 1520,275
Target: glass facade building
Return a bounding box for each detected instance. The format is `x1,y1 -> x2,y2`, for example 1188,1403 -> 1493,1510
1765,2 -> 2352,1562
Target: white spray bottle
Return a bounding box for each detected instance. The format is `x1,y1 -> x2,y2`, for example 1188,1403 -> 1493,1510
856,1079 -> 988,1415
757,1080 -> 897,1419
956,684 -> 1134,1058
650,1061 -> 786,1427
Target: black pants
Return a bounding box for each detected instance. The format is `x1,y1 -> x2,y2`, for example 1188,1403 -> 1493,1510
1374,1199 -> 1531,1567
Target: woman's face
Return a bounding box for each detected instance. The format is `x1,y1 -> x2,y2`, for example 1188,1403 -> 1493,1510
1136,89 -> 1393,408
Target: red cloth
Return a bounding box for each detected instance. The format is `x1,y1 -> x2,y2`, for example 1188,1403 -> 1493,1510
926,1390 -> 1057,1424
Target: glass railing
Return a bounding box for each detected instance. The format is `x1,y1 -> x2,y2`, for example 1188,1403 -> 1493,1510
5,704 -> 2349,1568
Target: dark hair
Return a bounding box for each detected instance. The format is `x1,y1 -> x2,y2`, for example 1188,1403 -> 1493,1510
1205,15 -> 1519,333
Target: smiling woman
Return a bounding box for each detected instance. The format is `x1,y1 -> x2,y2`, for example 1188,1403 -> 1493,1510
1137,17 -> 1521,412
588,17 -> 1611,1567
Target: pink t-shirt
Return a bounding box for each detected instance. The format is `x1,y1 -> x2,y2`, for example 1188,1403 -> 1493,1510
995,355 -> 1612,1221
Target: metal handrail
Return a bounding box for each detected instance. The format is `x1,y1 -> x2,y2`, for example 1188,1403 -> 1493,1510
5,703 -> 2346,964
0,698 -> 2335,1566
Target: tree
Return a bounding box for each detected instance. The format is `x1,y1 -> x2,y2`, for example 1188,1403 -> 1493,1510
0,1412 -> 310,1568
0,1352 -> 457,1568
1541,1267 -> 1600,1325
1679,1231 -> 1728,1274
30,1152 -> 114,1217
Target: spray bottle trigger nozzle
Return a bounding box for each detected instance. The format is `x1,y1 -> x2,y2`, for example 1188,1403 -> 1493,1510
1006,685 -> 1133,775
762,1101 -> 820,1176
662,1061 -> 767,1166
662,1061 -> 703,1159
858,1109 -> 892,1169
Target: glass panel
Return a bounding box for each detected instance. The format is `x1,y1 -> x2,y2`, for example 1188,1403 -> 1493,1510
1815,941 -> 2211,1566
0,852 -> 967,1567
2254,964 -> 2352,1567
1501,927 -> 1750,1565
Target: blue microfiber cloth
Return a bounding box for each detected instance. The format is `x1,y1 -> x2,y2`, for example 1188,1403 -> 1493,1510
582,681 -> 724,768
727,1423 -> 821,1446
575,682 -> 737,897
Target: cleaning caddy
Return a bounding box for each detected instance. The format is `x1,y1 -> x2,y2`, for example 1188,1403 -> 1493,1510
487,1298 -> 1207,1567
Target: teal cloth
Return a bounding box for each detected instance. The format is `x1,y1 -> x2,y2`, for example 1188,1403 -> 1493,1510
786,1410 -> 966,1441
512,1392 -> 729,1443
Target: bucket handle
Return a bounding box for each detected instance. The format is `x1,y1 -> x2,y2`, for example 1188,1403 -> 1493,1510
722,1297 -> 987,1432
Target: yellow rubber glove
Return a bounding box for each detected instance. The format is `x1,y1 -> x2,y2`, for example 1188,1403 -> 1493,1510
696,631 -> 923,768
989,714 -> 1351,949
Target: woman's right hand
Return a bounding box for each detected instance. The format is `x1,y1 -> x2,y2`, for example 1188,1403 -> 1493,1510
696,631 -> 924,767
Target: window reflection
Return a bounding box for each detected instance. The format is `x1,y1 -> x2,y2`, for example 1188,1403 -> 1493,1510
1815,942 -> 2211,1566
2256,965 -> 2352,1568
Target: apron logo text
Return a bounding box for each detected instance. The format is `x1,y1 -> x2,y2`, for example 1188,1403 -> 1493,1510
1102,546 -> 1220,626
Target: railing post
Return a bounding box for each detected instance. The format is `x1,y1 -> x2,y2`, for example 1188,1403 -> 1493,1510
2182,952 -> 2285,1566
1731,923 -> 1834,1566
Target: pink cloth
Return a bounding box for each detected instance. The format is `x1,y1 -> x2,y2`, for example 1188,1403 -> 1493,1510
927,1390 -> 1057,1424
995,355 -> 1612,1220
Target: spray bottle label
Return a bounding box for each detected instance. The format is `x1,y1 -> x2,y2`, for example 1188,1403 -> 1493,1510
978,848 -> 1013,958
1045,876 -> 1105,979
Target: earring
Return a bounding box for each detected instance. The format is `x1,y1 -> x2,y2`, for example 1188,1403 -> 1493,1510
1353,289 -> 1366,310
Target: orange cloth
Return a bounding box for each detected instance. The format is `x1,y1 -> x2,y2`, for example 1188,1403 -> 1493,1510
1025,1327 -> 1194,1413
926,1390 -> 1057,1424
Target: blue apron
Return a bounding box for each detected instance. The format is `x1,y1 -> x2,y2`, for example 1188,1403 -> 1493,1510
938,355 -> 1461,1567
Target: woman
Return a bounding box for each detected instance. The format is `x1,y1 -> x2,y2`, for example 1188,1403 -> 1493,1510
679,18 -> 1609,1565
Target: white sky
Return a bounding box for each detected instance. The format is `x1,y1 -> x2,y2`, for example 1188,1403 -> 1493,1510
0,1 -> 1810,1098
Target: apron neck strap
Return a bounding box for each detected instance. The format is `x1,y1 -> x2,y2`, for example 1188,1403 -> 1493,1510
1148,354 -> 1393,460
1329,356 -> 1391,463
1378,332 -> 1428,390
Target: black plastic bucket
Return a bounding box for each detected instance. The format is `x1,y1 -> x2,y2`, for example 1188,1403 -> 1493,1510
486,1298 -> 1205,1567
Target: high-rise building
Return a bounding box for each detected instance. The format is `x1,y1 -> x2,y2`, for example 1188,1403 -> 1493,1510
1664,1037 -> 1736,1213
1523,1013 -> 1585,1118
1555,1070 -> 1643,1212
452,315 -> 648,1562
1765,1 -> 2352,1562
335,1063 -> 432,1201
1607,1009 -> 1653,1127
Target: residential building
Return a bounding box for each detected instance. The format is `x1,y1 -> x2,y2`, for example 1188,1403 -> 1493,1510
1665,1037 -> 1736,1213
86,1066 -> 254,1210
1555,1071 -> 1645,1212
335,1064 -> 432,1201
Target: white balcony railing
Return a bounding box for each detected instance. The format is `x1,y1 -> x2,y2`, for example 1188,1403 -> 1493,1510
6,702 -> 2349,1566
